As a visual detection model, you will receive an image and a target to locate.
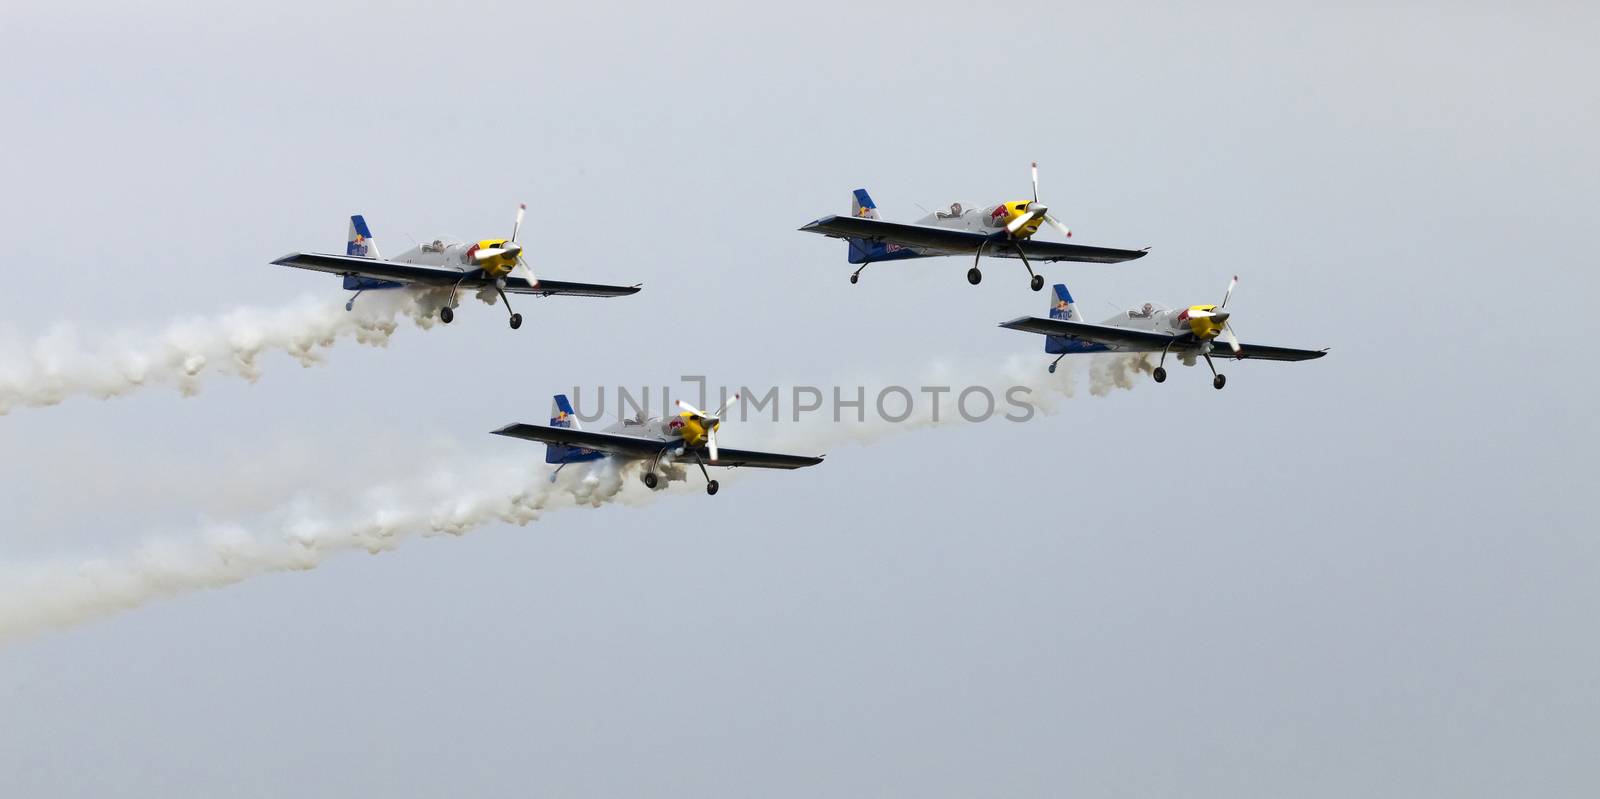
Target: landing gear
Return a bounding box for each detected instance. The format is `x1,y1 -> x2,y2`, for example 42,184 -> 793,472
495,286 -> 522,330
1154,342 -> 1172,383
1013,243 -> 1041,291
1048,353 -> 1066,374
344,290 -> 364,312
439,306 -> 454,324
691,452 -> 719,497
850,263 -> 867,284
1203,353 -> 1225,390
641,472 -> 659,489
968,242 -> 987,286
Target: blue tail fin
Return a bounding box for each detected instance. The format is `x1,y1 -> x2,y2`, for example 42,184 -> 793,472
1045,283 -> 1107,355
342,215 -> 405,291
346,215 -> 381,259
846,188 -> 919,265
1050,283 -> 1080,322
544,394 -> 604,464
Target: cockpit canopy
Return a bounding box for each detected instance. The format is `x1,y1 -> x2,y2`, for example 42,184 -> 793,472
1126,303 -> 1166,319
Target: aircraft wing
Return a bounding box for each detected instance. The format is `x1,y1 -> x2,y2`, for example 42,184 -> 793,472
492,424 -> 823,470
1000,316 -> 1329,361
498,276 -> 642,298
998,316 -> 1178,350
1220,343 -> 1329,362
491,424 -> 670,459
273,253 -> 641,297
800,216 -> 1147,263
700,448 -> 824,470
272,252 -> 467,286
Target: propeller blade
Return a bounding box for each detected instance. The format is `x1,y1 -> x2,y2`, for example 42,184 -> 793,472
1186,309 -> 1216,319
1222,325 -> 1241,354
513,257 -> 539,287
1030,161 -> 1040,203
675,399 -> 709,418
711,392 -> 741,418
472,247 -> 509,262
1221,275 -> 1237,309
1006,209 -> 1039,234
707,427 -> 719,463
511,202 -> 526,243
1044,214 -> 1072,239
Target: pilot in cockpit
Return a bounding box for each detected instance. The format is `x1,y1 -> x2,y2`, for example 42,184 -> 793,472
1129,302 -> 1155,319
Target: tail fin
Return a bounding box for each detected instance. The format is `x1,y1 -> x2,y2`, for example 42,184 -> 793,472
1050,283 -> 1081,322
544,394 -> 603,465
346,215 -> 382,259
550,394 -> 580,430
851,189 -> 879,220
1045,283 -> 1080,355
846,188 -> 919,265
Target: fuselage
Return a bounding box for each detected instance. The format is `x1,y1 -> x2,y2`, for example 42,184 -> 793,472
916,200 -> 1047,239
387,238 -> 519,279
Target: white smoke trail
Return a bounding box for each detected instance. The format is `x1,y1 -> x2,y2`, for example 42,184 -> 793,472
0,291 -> 440,414
0,353 -> 1149,643
0,453 -> 682,645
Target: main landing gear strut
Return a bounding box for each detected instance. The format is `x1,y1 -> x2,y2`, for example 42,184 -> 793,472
692,452 -> 719,496
969,241 -> 1045,291
495,285 -> 523,330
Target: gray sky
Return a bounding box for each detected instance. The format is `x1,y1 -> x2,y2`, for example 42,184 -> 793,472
1,1 -> 1596,796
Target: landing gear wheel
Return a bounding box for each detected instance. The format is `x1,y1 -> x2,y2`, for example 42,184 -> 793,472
705,480 -> 720,496
1047,362 -> 1057,374
508,313 -> 523,330
967,267 -> 982,285
642,472 -> 659,489
439,306 -> 454,324
344,301 -> 354,312
1153,366 -> 1167,383
1030,274 -> 1044,292
849,273 -> 859,285
1213,374 -> 1227,390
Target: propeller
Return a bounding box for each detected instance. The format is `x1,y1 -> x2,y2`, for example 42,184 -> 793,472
1006,162 -> 1073,238
473,203 -> 538,286
675,393 -> 740,462
1216,276 -> 1240,354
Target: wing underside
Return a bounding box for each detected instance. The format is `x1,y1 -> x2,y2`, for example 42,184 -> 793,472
272,253 -> 641,297
800,216 -> 1147,263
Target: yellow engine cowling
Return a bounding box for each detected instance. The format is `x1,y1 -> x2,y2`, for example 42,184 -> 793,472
676,412 -> 716,447
474,238 -> 518,278
995,201 -> 1045,238
1184,305 -> 1227,339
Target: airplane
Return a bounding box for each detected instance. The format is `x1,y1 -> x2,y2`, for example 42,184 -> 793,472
798,163 -> 1148,291
272,205 -> 640,329
998,277 -> 1327,389
492,394 -> 824,496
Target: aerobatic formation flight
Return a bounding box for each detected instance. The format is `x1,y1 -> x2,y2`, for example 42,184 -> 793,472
1,166 -> 1331,638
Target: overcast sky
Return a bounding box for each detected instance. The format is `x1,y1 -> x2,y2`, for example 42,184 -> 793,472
1,1 -> 1596,796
